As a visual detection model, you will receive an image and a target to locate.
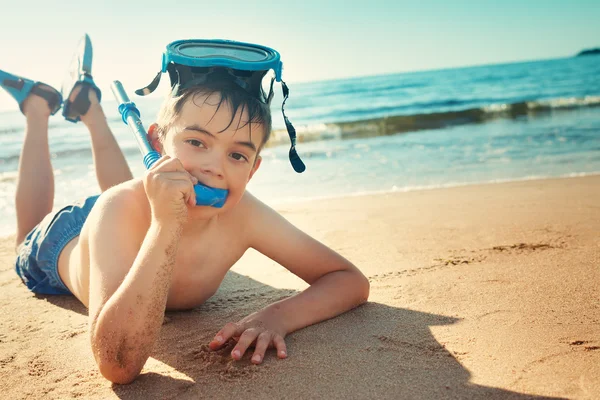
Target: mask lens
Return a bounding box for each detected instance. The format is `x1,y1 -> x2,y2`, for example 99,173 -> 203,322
177,43 -> 270,62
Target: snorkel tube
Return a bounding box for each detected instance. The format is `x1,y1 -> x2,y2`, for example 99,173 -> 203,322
110,80 -> 228,208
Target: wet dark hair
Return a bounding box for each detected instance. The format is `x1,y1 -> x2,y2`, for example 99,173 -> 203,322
156,73 -> 273,149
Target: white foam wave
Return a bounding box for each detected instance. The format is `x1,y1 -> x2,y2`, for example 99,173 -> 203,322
483,96 -> 600,114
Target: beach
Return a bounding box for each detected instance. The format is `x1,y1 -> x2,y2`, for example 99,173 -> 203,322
0,174 -> 598,399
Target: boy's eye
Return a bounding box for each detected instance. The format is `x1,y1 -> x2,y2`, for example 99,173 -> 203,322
230,152 -> 248,162
187,139 -> 205,148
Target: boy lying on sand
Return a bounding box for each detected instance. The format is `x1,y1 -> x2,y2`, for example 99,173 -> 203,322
3,36 -> 369,384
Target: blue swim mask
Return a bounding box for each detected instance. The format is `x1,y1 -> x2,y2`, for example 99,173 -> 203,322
136,39 -> 306,173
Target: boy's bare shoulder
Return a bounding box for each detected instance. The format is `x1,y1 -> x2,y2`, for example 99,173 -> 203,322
237,190 -> 264,209
231,191 -> 294,244
220,191 -> 271,241
86,179 -> 150,235
99,179 -> 147,209
231,191 -> 270,220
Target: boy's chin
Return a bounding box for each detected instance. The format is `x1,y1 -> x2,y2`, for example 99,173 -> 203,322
186,200 -> 235,220
186,190 -> 245,219
187,205 -> 222,219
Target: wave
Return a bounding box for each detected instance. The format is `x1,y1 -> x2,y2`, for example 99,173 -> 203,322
267,95 -> 600,146
0,145 -> 144,167
329,97 -> 507,119
0,119 -> 86,136
1,95 -> 599,140
485,96 -> 600,112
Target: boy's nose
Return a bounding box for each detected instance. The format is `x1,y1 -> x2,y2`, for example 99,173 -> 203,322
200,165 -> 224,179
199,156 -> 224,179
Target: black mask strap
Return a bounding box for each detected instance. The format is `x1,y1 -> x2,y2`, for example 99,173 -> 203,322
281,81 -> 306,173
266,76 -> 275,104
135,71 -> 162,96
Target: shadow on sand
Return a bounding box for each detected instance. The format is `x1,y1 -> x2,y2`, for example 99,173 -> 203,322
22,271 -> 547,400
35,292 -> 88,316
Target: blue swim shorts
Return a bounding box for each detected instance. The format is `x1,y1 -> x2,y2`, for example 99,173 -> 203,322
15,195 -> 100,295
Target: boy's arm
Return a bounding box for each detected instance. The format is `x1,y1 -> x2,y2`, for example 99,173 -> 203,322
88,156 -> 196,384
87,190 -> 182,384
210,197 -> 369,363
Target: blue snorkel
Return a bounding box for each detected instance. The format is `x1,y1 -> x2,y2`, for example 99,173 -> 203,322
110,80 -> 228,208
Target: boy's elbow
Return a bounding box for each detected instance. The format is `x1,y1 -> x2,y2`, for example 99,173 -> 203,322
349,270 -> 370,304
358,273 -> 370,303
97,358 -> 143,384
91,335 -> 144,384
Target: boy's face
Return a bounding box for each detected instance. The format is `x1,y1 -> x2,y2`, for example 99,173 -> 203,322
149,92 -> 264,217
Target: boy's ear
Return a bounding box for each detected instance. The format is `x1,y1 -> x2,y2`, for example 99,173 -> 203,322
147,123 -> 163,153
248,155 -> 262,181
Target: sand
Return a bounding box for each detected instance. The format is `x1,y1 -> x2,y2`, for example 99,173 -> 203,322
0,175 -> 598,399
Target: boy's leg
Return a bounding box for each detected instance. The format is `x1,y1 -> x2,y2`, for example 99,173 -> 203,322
15,91 -> 55,245
78,89 -> 133,192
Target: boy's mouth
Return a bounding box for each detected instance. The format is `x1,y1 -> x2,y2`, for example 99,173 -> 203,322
195,177 -> 227,191
192,179 -> 229,208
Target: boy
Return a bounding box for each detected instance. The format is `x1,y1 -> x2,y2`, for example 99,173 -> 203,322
4,36 -> 369,384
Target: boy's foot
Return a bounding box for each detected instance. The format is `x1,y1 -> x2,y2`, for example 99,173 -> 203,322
61,34 -> 102,123
63,80 -> 102,122
22,84 -> 62,118
69,83 -> 103,125
0,69 -> 62,116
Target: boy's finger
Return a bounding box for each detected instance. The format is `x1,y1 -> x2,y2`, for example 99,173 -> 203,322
154,156 -> 186,173
273,335 -> 287,359
150,155 -> 171,170
155,154 -> 170,165
251,332 -> 272,364
152,171 -> 195,183
188,181 -> 196,206
188,174 -> 198,206
151,172 -> 195,204
231,329 -> 259,360
183,181 -> 195,206
210,323 -> 241,349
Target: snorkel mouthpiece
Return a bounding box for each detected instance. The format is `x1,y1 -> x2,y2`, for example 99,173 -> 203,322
135,38 -> 306,173
111,80 -> 228,208
194,184 -> 227,208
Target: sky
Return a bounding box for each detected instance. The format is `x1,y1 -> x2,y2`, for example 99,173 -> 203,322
0,0 -> 598,110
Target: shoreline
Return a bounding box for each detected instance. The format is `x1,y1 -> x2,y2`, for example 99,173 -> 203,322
1,171 -> 599,240
261,170 -> 600,206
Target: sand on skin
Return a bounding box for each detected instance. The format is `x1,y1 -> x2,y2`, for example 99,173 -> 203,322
0,175 -> 598,399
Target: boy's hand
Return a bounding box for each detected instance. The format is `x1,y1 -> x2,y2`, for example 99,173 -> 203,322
209,311 -> 288,364
143,155 -> 197,225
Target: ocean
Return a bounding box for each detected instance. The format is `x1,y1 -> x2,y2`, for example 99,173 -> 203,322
1,55 -> 599,237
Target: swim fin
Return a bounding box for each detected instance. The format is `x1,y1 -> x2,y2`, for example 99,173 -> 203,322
0,69 -> 62,115
61,34 -> 102,122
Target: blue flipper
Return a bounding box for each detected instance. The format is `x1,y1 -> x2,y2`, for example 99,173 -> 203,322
61,34 -> 102,123
0,69 -> 62,115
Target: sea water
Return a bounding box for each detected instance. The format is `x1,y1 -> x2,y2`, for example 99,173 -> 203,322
0,56 -> 599,237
